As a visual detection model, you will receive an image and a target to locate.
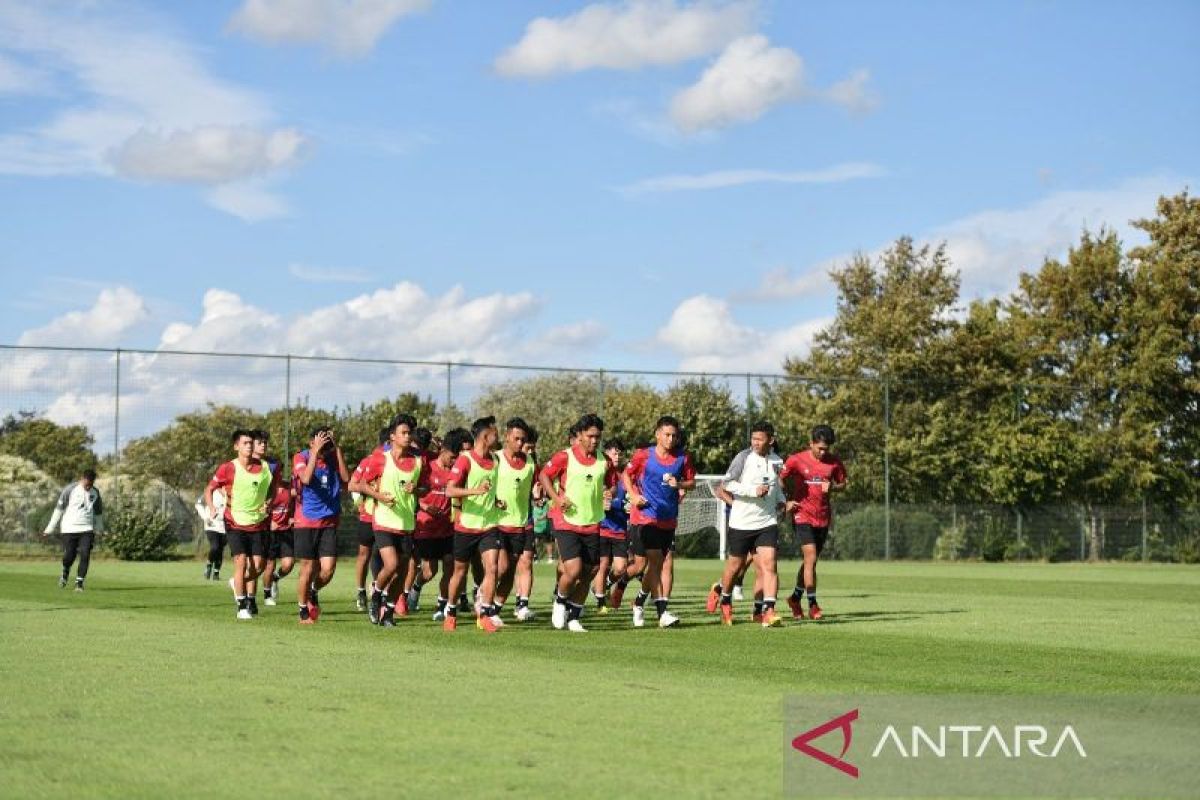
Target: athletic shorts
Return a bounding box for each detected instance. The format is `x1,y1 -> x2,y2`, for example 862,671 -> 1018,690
500,531 -> 534,560
374,530 -> 414,556
728,524 -> 779,557
453,531 -> 501,562
267,530 -> 295,560
796,524 -> 829,554
554,530 -> 600,567
356,519 -> 374,548
295,527 -> 339,560
598,536 -> 628,560
628,524 -> 675,556
228,530 -> 265,558
415,537 -> 453,561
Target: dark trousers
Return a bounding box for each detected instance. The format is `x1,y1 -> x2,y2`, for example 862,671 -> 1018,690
206,531 -> 227,569
62,531 -> 95,579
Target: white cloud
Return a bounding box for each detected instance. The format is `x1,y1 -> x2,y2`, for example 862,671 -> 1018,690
228,0 -> 430,57
656,294 -> 827,372
825,68 -> 877,114
620,161 -> 885,194
495,0 -> 755,78
205,180 -> 291,222
18,287 -> 150,347
109,127 -> 307,184
0,2 -> 304,218
288,263 -> 373,284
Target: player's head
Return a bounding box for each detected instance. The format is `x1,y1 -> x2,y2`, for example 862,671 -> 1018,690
471,416 -> 498,449
810,424 -> 836,457
654,415 -> 681,451
504,417 -> 530,453
309,424 -> 336,455
412,426 -> 433,455
443,427 -> 472,457
574,413 -> 604,455
523,426 -> 539,458
449,427 -> 473,452
603,438 -> 625,468
378,426 -> 391,447
251,428 -> 269,458
80,468 -> 97,490
388,414 -> 417,451
567,420 -> 581,445
750,420 -> 775,455
231,428 -> 255,456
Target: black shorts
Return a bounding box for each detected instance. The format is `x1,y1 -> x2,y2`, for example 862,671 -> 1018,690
273,530 -> 294,559
728,524 -> 779,557
796,524 -> 829,554
629,524 -> 674,556
415,537 -> 453,561
500,531 -> 534,560
295,527 -> 339,560
453,531 -> 502,562
554,530 -> 600,567
356,520 -> 375,548
228,530 -> 265,557
598,536 -> 628,560
374,530 -> 414,556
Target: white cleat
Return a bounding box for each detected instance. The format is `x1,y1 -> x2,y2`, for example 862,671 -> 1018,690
632,605 -> 645,628
514,606 -> 534,622
490,614 -> 505,628
432,609 -> 445,622
264,596 -> 277,607
566,619 -> 588,633
236,608 -> 252,620
551,602 -> 566,630
406,589 -> 421,612
658,611 -> 681,628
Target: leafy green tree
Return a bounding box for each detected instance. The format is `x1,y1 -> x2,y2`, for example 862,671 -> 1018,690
471,372 -> 604,451
662,378 -> 743,474
121,405 -> 261,493
0,412 -> 99,484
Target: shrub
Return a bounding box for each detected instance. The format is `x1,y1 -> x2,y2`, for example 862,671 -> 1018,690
933,526 -> 968,561
676,525 -> 719,558
104,503 -> 177,561
830,506 -> 941,560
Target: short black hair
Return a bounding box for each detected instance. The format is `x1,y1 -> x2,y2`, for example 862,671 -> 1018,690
811,424 -> 836,445
81,469 -> 97,481
505,417 -> 531,437
750,420 -> 775,438
231,428 -> 255,444
251,428 -> 269,443
525,426 -> 539,445
444,428 -> 472,454
309,424 -> 333,439
471,416 -> 497,440
603,439 -> 625,452
377,426 -> 391,446
575,413 -> 604,433
412,427 -> 433,451
655,415 -> 681,431
390,414 -> 417,434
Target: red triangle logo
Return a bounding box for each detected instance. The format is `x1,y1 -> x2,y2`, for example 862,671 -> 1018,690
791,708 -> 859,779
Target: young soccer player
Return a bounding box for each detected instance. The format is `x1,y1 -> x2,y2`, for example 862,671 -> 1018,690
263,481 -> 295,606
493,418 -> 537,622
400,426 -> 437,613
196,487 -> 226,581
707,421 -> 786,626
205,430 -> 281,619
625,416 -> 695,628
348,427 -> 390,613
44,469 -> 103,592
443,416 -> 504,633
410,429 -> 464,621
293,426 -> 350,624
252,430 -> 282,604
540,413 -> 618,634
593,440 -> 629,612
781,425 -> 848,621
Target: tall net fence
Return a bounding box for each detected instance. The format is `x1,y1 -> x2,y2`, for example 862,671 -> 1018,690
1,344 -> 1196,562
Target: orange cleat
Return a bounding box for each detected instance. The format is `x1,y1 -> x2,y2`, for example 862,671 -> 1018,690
476,614 -> 500,634
720,604 -> 733,625
397,594 -> 409,617
442,614 -> 457,631
808,603 -> 823,621
705,583 -> 721,614
786,596 -> 804,620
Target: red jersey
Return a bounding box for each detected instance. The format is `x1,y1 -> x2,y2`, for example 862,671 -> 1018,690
781,449 -> 847,528
359,449 -> 430,534
540,445 -> 618,534
352,455 -> 374,522
449,450 -> 497,534
269,485 -> 294,531
207,459 -> 281,533
416,458 -> 455,540
625,447 -> 696,530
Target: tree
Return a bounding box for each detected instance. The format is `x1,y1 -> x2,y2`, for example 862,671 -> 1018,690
662,378 -> 742,474
471,372 -> 604,450
121,405 -> 261,493
0,412 -> 99,484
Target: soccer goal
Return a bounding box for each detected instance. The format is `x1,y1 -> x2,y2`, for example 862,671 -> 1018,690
675,475 -> 730,559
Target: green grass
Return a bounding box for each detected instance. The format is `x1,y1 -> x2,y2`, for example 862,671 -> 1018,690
1,558 -> 1197,799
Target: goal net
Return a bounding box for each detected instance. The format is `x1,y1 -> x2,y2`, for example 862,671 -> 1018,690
675,475 -> 730,559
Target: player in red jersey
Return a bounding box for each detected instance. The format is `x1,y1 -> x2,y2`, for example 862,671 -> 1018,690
493,419 -> 537,622
400,426 -> 438,614
292,426 -> 351,624
408,429 -> 466,621
593,439 -> 629,613
348,427 -> 390,615
780,425 -> 847,621
443,416 -> 504,633
262,481 -> 295,607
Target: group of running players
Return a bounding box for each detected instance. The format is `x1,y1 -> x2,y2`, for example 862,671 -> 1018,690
196,413 -> 846,633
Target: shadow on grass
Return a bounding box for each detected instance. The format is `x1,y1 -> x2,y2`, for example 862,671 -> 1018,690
808,609 -> 968,626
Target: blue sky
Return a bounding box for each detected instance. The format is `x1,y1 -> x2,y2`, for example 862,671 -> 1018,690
2,0 -> 1198,383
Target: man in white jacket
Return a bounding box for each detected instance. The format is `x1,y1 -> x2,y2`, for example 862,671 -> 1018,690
44,469 -> 104,591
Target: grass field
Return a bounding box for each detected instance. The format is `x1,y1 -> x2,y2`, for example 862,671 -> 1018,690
1,558 -> 1197,799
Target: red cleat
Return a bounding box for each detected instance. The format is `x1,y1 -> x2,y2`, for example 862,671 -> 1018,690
307,600 -> 321,622
397,594 -> 409,617
787,595 -> 804,620
720,604 -> 733,625
610,585 -> 625,609
808,603 -> 823,621
752,612 -> 763,624
299,617 -> 315,625
476,614 -> 500,634
442,614 -> 457,631
705,583 -> 721,614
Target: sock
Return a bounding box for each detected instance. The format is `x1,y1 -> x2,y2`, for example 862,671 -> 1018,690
61,568 -> 69,579
634,590 -> 649,608
413,577 -> 426,591
593,590 -> 607,608
447,605 -> 457,618
753,601 -> 764,616
494,600 -> 505,613
435,596 -> 448,612
458,593 -> 468,607
299,604 -> 309,620
720,592 -> 732,607
554,592 -> 567,606
654,597 -> 669,617
616,576 -> 629,590
791,586 -> 805,601
516,596 -> 529,609
567,602 -> 583,621
764,597 -> 777,611
237,597 -> 248,609
357,586 -> 367,596
807,590 -> 817,606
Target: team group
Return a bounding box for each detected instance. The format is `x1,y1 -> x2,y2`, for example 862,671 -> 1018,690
192,413 -> 847,632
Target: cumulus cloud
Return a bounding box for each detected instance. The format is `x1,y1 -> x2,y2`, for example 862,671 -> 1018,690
619,161 -> 885,194
495,0 -> 754,77
18,287 -> 151,348
109,127 -> 307,184
656,294 -> 827,372
205,180 -> 291,222
228,0 -> 430,57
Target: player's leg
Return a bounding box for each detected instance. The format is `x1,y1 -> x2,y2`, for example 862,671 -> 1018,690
476,535 -> 502,631
565,536 -> 599,632
294,528 -> 319,623
717,530 -> 753,624
205,531 -> 223,580
354,520 -> 373,611
442,535 -> 474,630
371,532 -> 399,625
494,536 -> 516,609
514,537 -> 535,620
592,541 -> 612,612
228,533 -> 253,619
261,535 -> 277,605
756,541 -> 782,626
608,543 -> 628,608
60,532 -> 78,587
437,547 -> 454,620
552,532 -> 584,630
73,531 -> 94,591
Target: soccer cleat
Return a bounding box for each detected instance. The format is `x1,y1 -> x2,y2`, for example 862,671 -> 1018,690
368,591 -> 382,625
212,570 -> 220,582
299,617 -> 315,625
380,611 -> 396,628
610,585 -> 625,609
808,603 -> 823,621
720,604 -> 733,625
514,606 -> 534,622
307,600 -> 321,623
432,609 -> 446,622
752,612 -> 763,624
356,589 -> 367,612
787,595 -> 804,620
732,585 -> 744,601
204,564 -> 213,580
761,610 -> 783,628
74,582 -> 84,593
658,611 -> 680,628
705,583 -> 721,614
598,605 -> 611,615
632,605 -> 645,628
406,588 -> 421,612
237,608 -> 253,620
264,595 -> 277,607
442,614 -> 457,631
476,614 -> 500,634
396,594 -> 409,617
58,575 -> 68,588
551,602 -> 566,630
566,619 -> 587,633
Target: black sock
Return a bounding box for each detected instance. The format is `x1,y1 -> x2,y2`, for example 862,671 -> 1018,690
764,598 -> 777,611
753,601 -> 764,616
554,592 -> 567,606
807,591 -> 817,606
436,596 -> 448,612
517,596 -> 529,609
616,576 -> 629,589
791,586 -> 805,601
720,592 -> 732,606
567,602 -> 583,621
634,590 -> 649,608
299,604 -> 309,620
447,605 -> 457,618
593,591 -> 607,608
654,598 -> 668,617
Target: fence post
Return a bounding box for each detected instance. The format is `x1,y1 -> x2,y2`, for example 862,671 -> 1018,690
883,376 -> 891,561
283,355 -> 291,462
1015,507 -> 1023,560
745,373 -> 752,440
598,369 -> 606,416
445,362 -> 452,413
113,348 -> 121,508
1141,495 -> 1148,563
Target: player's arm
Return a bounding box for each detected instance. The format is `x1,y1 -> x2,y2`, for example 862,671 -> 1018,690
674,454 -> 697,492
43,484 -> 72,535
333,443 -> 351,483
623,452 -> 647,507
297,431 -> 329,485
203,468 -> 227,520
444,455 -> 489,499
358,454 -> 394,504
537,453 -> 572,510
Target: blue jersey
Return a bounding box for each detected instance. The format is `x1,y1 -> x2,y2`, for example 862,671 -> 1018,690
295,448 -> 342,520
630,447 -> 691,525
601,479 -> 628,534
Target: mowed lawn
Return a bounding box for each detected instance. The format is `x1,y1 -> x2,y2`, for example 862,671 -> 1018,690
1,558 -> 1197,799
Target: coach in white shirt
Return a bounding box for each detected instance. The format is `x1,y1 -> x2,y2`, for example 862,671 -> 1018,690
44,469 -> 104,591
712,422 -> 787,627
